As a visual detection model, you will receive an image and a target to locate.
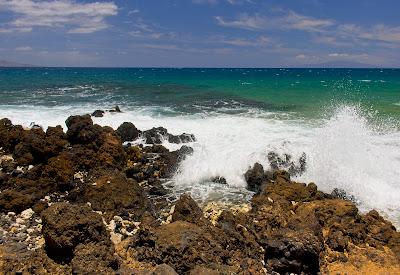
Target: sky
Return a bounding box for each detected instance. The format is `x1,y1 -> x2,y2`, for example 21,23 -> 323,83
0,0 -> 400,67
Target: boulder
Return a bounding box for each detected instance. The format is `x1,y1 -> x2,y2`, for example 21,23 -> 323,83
72,172 -> 152,221
172,194 -> 206,226
41,202 -> 110,261
0,118 -> 25,153
244,162 -> 267,192
116,122 -> 141,142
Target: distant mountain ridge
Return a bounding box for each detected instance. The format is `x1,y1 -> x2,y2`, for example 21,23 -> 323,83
0,60 -> 36,67
304,60 -> 379,68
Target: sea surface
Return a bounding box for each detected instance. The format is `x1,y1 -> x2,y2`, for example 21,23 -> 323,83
1,68 -> 400,225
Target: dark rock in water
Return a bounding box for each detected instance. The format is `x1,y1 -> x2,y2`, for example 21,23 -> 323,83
172,194 -> 207,226
210,176 -> 227,185
267,151 -> 307,177
71,243 -> 120,274
168,133 -> 196,144
109,105 -> 121,113
91,110 -> 105,117
143,127 -> 196,144
331,188 -> 357,203
143,127 -> 168,144
148,179 -> 168,196
244,162 -> 268,192
161,145 -> 194,177
41,202 -> 110,262
116,122 -> 141,142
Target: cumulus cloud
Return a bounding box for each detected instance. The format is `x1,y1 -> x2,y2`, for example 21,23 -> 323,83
0,0 -> 118,34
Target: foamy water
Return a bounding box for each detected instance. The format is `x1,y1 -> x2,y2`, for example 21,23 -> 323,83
1,104 -> 400,225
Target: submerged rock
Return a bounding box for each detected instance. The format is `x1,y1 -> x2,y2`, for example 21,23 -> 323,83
142,127 -> 195,145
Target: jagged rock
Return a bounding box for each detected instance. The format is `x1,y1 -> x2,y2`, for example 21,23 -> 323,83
0,118 -> 25,153
130,220 -> 263,274
13,126 -> 67,165
116,122 -> 141,142
210,176 -> 227,185
41,202 -> 110,262
331,188 -> 357,203
71,172 -> 152,221
172,194 -> 207,226
244,162 -> 267,192
267,151 -> 307,176
143,127 -> 195,145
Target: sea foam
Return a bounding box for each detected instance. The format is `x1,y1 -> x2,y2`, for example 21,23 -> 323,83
1,104 -> 400,225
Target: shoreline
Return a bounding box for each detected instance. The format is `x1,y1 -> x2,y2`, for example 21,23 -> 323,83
0,113 -> 399,274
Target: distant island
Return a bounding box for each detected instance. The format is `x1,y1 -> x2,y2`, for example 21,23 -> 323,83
0,60 -> 36,67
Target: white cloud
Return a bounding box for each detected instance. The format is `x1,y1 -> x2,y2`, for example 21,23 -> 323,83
215,14 -> 265,30
0,0 -> 118,34
295,54 -> 307,59
221,36 -> 270,47
193,0 -> 251,4
216,11 -> 334,32
328,53 -> 349,57
15,46 -> 32,51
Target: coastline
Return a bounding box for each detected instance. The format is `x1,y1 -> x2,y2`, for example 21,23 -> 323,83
0,113 -> 399,274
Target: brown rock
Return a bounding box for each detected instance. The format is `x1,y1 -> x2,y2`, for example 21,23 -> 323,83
41,202 -> 110,262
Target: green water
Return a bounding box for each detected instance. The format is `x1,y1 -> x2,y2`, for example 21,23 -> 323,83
0,68 -> 399,119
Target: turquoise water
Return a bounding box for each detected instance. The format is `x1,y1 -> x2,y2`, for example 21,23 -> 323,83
1,68 -> 400,119
1,68 -> 400,225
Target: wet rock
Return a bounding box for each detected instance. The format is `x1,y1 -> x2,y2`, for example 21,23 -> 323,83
41,202 -> 110,262
143,127 -> 195,145
109,105 -> 122,113
244,162 -> 268,192
116,122 -> 141,142
210,176 -> 227,185
143,127 -> 168,144
267,151 -> 307,176
91,110 -> 105,117
167,133 -> 196,144
331,188 -> 357,203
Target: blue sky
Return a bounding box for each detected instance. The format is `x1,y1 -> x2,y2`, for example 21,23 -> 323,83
0,0 -> 399,67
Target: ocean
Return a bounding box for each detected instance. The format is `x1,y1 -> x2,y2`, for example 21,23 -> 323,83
1,67 -> 400,225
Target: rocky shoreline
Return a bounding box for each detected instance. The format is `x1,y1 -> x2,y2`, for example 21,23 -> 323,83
0,113 -> 399,274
